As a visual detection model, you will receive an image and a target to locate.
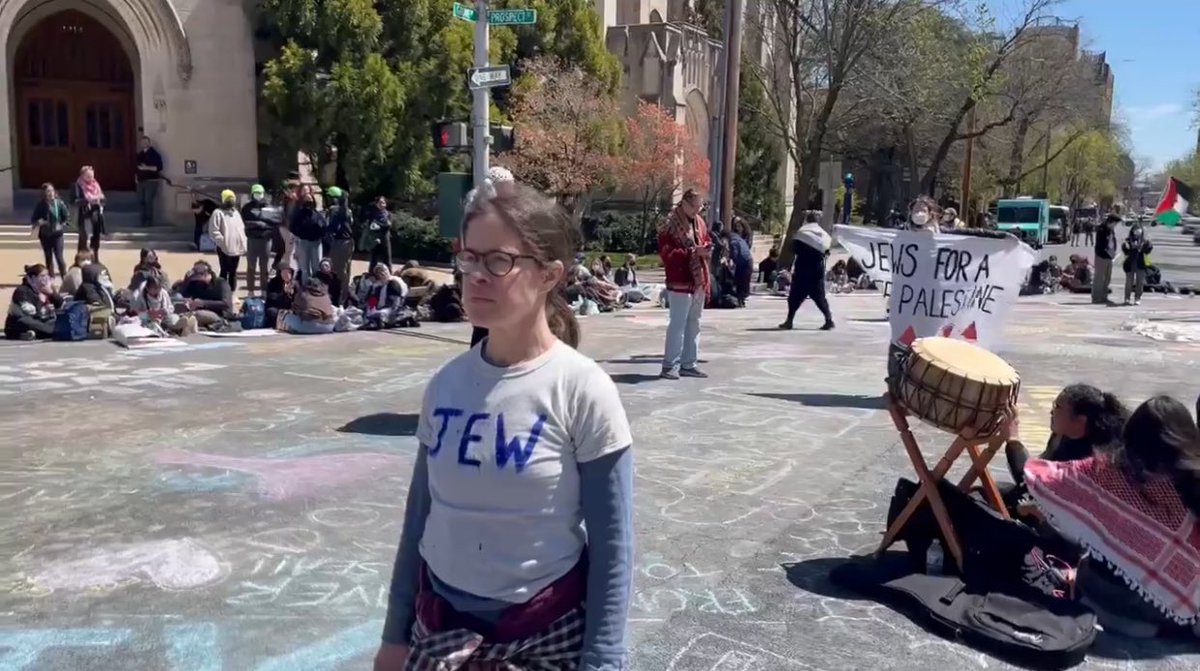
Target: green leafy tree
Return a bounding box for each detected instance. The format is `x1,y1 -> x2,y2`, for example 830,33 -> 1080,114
259,0 -> 404,190
734,75 -> 784,232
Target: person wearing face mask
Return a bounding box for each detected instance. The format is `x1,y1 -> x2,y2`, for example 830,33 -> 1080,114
324,186 -> 355,303
129,276 -> 194,336
290,187 -> 328,282
942,207 -> 965,230
207,190 -> 248,291
74,262 -> 117,311
908,197 -> 941,234
241,184 -> 274,296
5,264 -> 61,340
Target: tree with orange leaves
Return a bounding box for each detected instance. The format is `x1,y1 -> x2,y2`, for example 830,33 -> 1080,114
503,57 -> 623,216
620,101 -> 711,250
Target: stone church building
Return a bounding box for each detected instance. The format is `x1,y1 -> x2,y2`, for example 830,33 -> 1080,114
0,0 -> 780,221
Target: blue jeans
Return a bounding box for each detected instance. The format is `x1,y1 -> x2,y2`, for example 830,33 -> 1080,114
662,289 -> 704,372
295,238 -> 323,282
283,313 -> 335,334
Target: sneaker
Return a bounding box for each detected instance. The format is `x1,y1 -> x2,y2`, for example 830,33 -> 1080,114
679,367 -> 708,379
660,368 -> 680,380
17,331 -> 35,341
1022,547 -> 1072,599
778,322 -> 794,330
1133,299 -> 1141,306
820,321 -> 835,331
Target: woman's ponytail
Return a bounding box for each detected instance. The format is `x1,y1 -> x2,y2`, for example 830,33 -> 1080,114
547,291 -> 580,349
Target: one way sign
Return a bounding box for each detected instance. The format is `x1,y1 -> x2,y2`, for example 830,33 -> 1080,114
468,65 -> 511,90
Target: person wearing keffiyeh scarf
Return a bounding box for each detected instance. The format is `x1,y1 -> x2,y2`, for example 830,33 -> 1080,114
72,166 -> 106,261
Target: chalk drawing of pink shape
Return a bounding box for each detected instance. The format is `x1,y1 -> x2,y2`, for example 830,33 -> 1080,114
32,538 -> 227,592
155,448 -> 406,501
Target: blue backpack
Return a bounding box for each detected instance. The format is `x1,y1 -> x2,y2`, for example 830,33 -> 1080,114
53,302 -> 89,341
240,297 -> 266,330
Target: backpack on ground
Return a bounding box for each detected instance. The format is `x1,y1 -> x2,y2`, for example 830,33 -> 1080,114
87,307 -> 114,340
53,301 -> 89,341
240,297 -> 266,330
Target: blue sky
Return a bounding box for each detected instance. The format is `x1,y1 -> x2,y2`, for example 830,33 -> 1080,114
1040,1 -> 1197,170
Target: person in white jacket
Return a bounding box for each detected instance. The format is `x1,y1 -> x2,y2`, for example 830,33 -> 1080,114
207,189 -> 248,291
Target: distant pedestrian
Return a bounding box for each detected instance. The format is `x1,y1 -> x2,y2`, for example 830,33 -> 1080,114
72,166 -> 106,262
30,182 -> 69,278
135,136 -> 165,227
241,184 -> 273,295
207,190 -> 247,291
324,186 -> 355,306
360,196 -> 393,272
289,186 -> 327,282
1091,214 -> 1119,305
778,210 -> 834,331
1121,220 -> 1153,306
658,189 -> 711,379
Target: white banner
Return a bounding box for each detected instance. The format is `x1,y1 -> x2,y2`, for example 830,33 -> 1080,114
834,225 -> 1036,350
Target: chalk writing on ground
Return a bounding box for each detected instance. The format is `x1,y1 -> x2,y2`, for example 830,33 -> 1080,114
155,448 -> 407,501
665,632 -> 815,670
29,538 -> 227,593
0,620 -> 382,671
0,359 -> 227,397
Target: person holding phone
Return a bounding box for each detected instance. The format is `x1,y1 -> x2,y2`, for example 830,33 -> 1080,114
657,188 -> 711,380
30,182 -> 69,278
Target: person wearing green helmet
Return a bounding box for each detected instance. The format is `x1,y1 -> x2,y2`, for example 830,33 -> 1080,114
242,184 -> 273,295
324,186 -> 354,305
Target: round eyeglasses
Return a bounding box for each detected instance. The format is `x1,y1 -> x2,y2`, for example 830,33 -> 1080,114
456,249 -> 541,278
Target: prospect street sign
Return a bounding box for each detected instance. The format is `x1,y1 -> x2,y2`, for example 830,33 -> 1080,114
452,4 -> 537,25
468,65 -> 512,90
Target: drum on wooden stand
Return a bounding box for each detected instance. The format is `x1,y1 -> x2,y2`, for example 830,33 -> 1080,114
893,337 -> 1020,436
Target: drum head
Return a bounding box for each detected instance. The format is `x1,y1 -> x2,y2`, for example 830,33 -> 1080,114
910,337 -> 1018,385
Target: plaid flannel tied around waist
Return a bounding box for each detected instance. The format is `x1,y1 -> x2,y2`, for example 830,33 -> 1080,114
406,558 -> 587,671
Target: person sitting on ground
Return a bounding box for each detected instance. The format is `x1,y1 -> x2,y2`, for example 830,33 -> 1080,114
59,250 -> 92,298
129,276 -> 194,336
282,277 -> 337,334
613,254 -> 639,288
361,263 -> 410,329
399,261 -> 438,304
128,248 -> 170,292
827,259 -> 854,294
73,262 -> 117,310
1023,396 -> 1200,638
5,264 -> 61,340
727,225 -> 753,307
312,257 -> 343,307
1059,255 -> 1092,293
758,247 -> 779,285
265,265 -> 297,327
178,260 -> 236,330
845,255 -> 873,289
1004,384 -> 1127,497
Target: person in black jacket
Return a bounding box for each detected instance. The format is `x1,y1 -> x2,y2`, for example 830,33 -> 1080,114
779,211 -> 834,331
1121,221 -> 1153,305
5,264 -> 61,340
192,196 -> 218,250
1091,214 -> 1119,304
30,183 -> 69,278
74,263 -> 116,309
241,184 -> 274,296
265,265 -> 297,326
290,187 -> 327,282
324,187 -> 355,303
178,260 -> 235,330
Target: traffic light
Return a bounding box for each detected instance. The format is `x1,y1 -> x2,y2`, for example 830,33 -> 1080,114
490,124 -> 515,152
432,121 -> 470,150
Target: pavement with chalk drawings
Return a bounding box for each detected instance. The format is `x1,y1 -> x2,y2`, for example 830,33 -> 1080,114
0,284 -> 1197,670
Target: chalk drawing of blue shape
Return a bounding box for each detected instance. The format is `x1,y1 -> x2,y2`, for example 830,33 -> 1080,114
254,621 -> 381,671
0,628 -> 131,670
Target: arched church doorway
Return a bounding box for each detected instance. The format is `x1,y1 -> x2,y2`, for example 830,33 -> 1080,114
14,9 -> 136,190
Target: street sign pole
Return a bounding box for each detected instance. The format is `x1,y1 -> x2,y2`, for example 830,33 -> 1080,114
471,0 -> 490,191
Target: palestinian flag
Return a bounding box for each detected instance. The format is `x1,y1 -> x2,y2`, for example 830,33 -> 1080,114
1154,177 -> 1194,227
